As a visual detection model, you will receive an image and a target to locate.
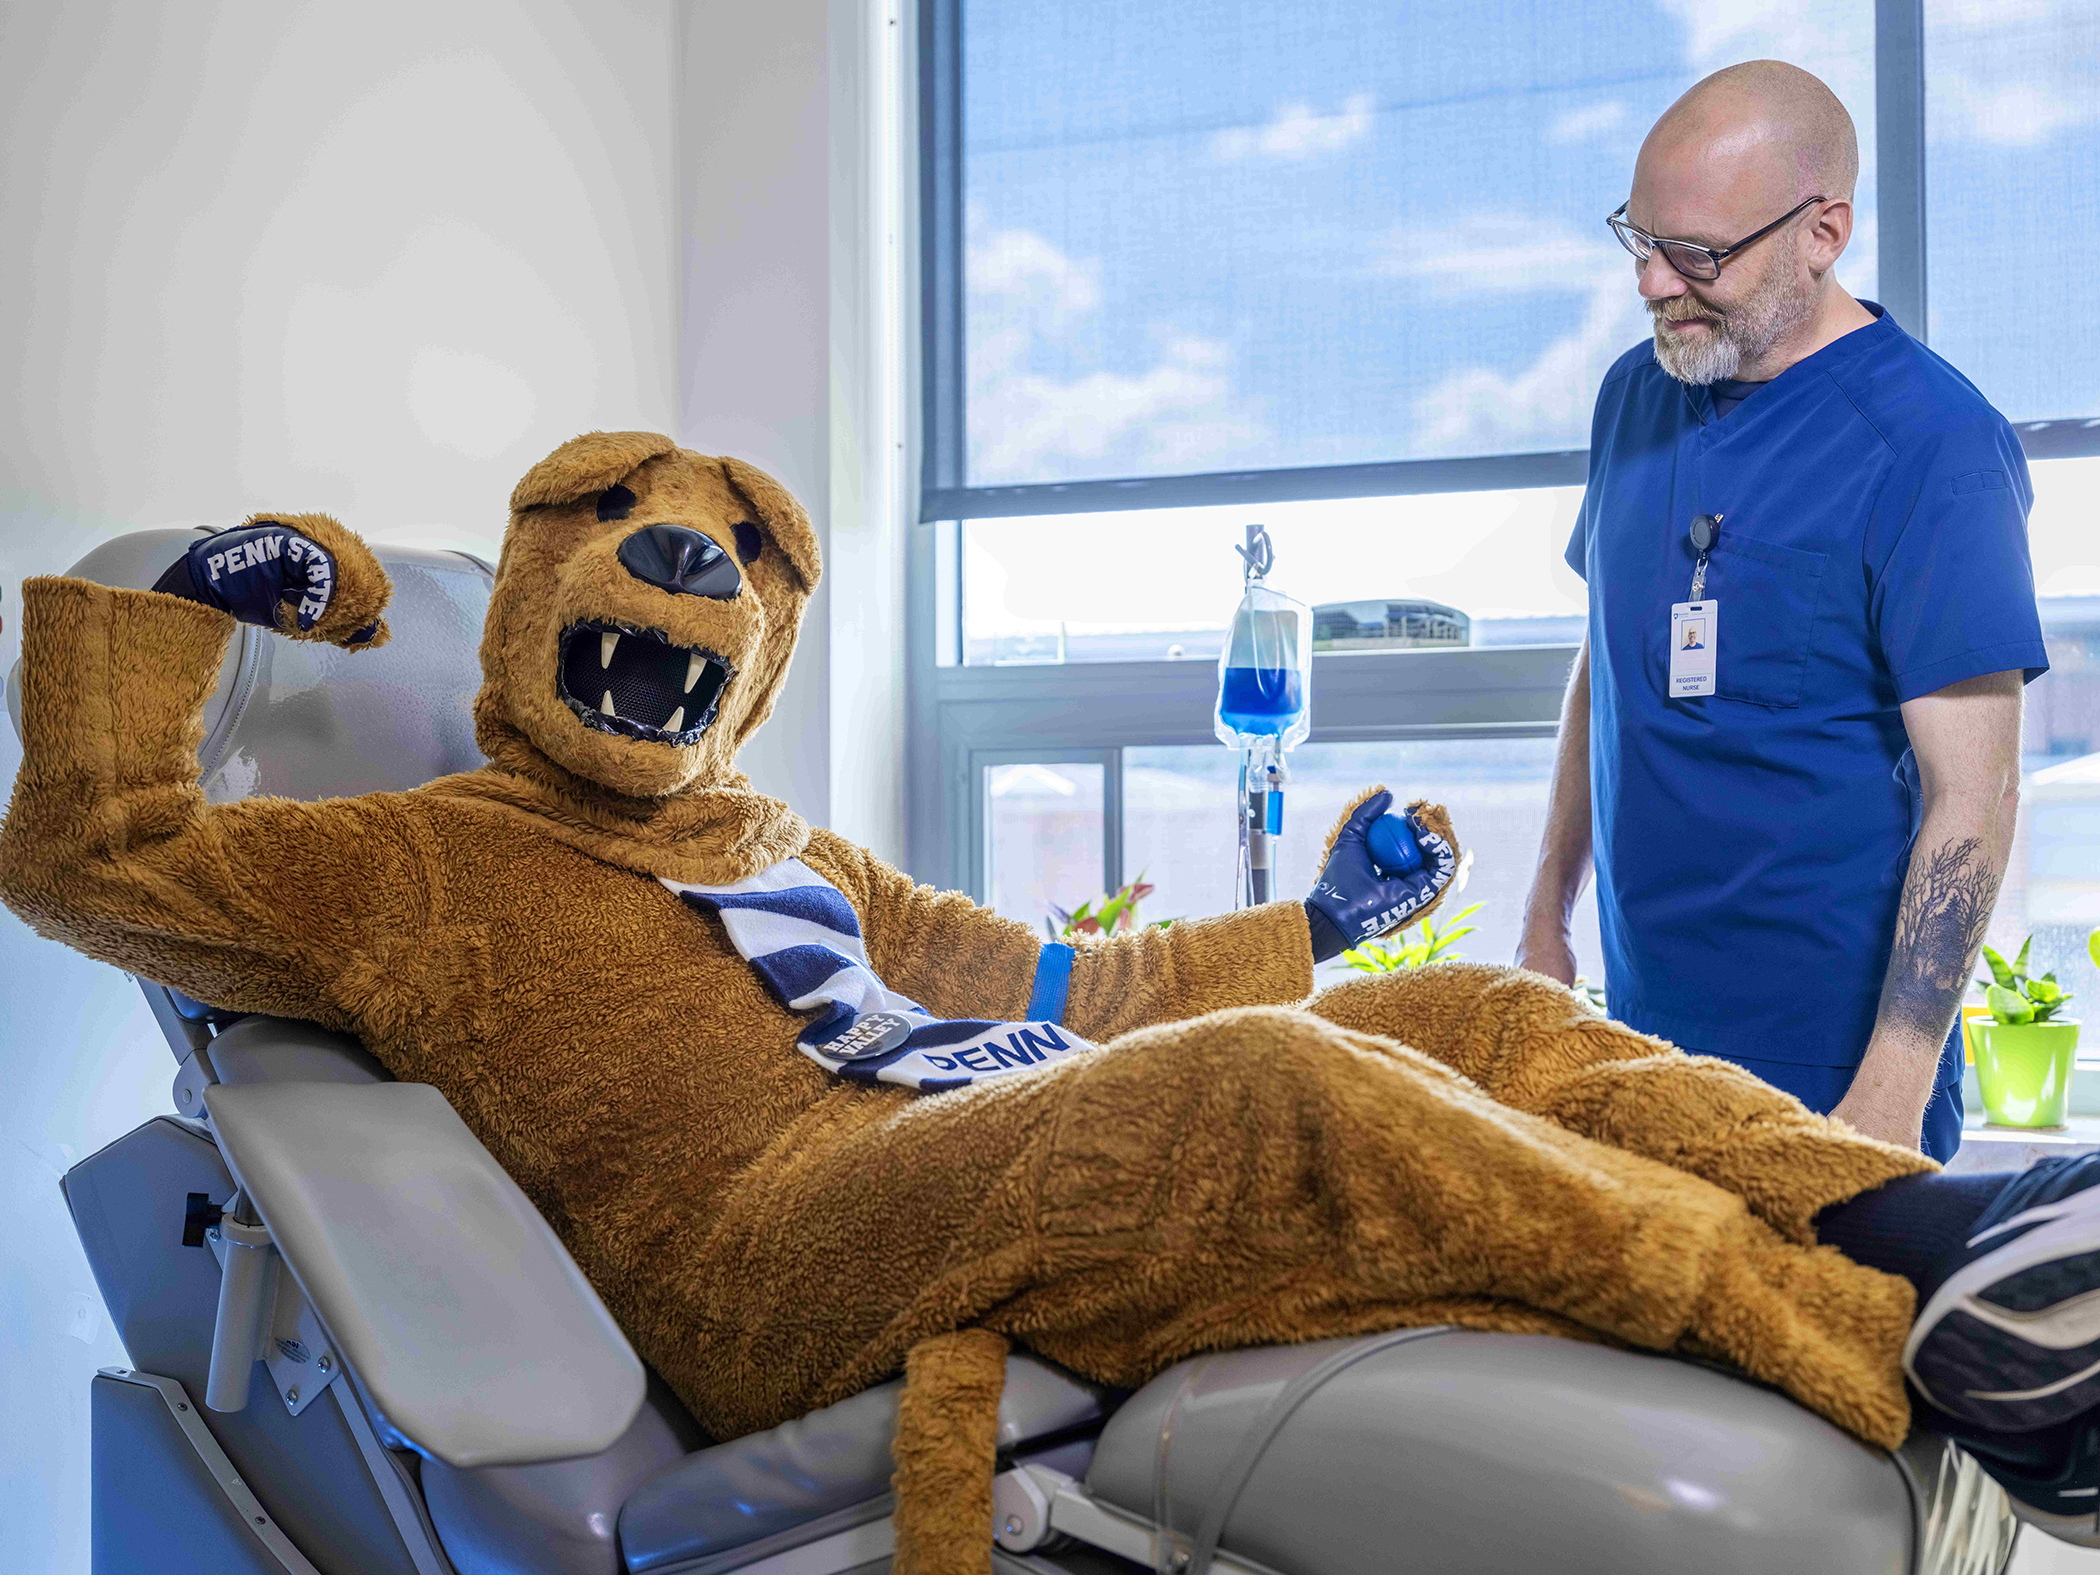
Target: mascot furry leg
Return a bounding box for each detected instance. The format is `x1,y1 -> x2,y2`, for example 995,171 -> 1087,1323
881,962 -> 1930,1575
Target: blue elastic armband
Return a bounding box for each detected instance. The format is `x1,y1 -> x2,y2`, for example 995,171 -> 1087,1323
1027,942 -> 1075,1025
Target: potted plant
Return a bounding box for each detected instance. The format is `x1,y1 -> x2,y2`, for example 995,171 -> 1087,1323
1046,873 -> 1171,941
1970,936 -> 2080,1130
1340,903 -> 1484,974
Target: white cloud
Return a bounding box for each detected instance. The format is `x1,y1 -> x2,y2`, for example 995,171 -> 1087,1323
1549,101 -> 1627,144
1653,0 -> 1870,75
1653,0 -> 2098,152
1409,271 -> 1649,455
1395,185 -> 1885,454
1212,93 -> 1374,162
964,217 -> 1269,484
1384,211 -> 1644,454
1924,2 -> 2100,147
1374,215 -> 1625,296
966,226 -> 1100,323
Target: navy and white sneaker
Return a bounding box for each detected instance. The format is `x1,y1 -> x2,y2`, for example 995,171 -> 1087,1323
1958,1416 -> 2100,1548
1907,1153 -> 2100,1431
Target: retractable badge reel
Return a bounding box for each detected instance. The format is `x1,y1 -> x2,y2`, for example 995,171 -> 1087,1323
1669,513 -> 1721,698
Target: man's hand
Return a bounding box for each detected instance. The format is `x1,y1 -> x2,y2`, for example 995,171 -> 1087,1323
1830,1070 -> 1929,1151
1304,791 -> 1458,963
1514,926 -> 1578,987
153,515 -> 389,648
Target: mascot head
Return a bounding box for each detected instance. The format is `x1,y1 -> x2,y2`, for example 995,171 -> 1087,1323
474,432 -> 821,801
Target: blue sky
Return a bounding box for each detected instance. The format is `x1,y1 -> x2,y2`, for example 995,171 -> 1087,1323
959,0 -> 2098,491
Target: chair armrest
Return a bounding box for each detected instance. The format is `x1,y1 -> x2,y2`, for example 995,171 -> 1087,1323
203,1077 -> 645,1469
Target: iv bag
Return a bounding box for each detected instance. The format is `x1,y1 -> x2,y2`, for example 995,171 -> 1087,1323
1214,581 -> 1312,750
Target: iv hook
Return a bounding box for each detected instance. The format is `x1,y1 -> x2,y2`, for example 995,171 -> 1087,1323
1234,524 -> 1273,585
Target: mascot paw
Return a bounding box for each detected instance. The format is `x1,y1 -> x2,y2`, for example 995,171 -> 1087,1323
1304,787 -> 1463,962
162,513 -> 392,649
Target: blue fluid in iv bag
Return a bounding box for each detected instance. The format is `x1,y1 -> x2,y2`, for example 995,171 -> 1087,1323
1214,580 -> 1312,749
1218,666 -> 1304,736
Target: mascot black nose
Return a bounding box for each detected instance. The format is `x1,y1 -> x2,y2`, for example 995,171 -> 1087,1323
617,524 -> 743,600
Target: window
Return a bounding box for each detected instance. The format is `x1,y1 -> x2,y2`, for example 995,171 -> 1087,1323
928,0 -> 1877,510
912,1 -> 2100,987
1991,454 -> 2100,1020
984,759 -> 1109,930
960,486 -> 1586,666
1924,1 -> 2100,431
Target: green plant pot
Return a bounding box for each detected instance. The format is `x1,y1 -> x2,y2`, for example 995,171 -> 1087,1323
1973,1018 -> 2081,1129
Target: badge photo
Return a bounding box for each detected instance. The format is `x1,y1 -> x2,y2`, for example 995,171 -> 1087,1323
1670,601 -> 1719,698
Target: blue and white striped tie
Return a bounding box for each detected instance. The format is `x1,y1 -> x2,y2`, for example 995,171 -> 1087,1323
662,859 -> 1093,1092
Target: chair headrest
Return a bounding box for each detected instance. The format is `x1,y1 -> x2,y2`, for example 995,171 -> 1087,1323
7,526 -> 493,802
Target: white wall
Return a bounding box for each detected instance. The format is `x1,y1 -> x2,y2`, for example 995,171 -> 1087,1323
678,0 -> 906,855
0,4 -> 682,1570
1,3 -> 908,1566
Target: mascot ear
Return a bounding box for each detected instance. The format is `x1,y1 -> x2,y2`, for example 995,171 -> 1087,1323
510,431 -> 678,512
720,456 -> 823,592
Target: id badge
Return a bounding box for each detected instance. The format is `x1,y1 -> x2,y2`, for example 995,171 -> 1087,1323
1669,601 -> 1718,698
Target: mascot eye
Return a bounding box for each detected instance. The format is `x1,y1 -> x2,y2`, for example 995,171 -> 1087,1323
733,522 -> 763,564
596,485 -> 637,522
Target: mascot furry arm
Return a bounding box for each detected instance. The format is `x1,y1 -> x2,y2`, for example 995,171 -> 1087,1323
0,514 -> 418,1027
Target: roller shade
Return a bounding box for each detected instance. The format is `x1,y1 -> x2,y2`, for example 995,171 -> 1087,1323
920,0 -> 1880,519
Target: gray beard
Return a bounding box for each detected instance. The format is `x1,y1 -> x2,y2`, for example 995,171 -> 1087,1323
1651,238 -> 1815,385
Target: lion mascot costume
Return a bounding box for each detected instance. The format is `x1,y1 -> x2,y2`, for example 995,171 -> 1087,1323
0,431 -> 1932,1573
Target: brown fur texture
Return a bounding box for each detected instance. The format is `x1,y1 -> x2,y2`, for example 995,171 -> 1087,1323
891,1330 -> 1011,1575
0,436 -> 1938,1575
250,510 -> 394,648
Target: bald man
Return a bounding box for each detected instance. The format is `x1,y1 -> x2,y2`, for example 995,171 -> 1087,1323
1519,62 -> 2048,1164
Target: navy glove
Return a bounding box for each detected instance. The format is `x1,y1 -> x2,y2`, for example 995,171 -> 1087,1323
154,521 -> 375,643
1303,790 -> 1458,964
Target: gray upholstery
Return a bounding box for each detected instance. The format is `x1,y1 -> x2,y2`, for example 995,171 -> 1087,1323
175,1016 -> 391,1121
618,1355 -> 1108,1573
422,1375 -> 706,1575
197,1015 -> 391,1088
64,1116 -> 426,1575
1088,1330 -> 1917,1575
205,1078 -> 647,1469
93,1374 -> 294,1575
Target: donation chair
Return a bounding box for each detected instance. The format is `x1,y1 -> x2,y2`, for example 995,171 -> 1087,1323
16,530 -> 2021,1575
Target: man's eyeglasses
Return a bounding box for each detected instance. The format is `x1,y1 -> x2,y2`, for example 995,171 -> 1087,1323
1607,195 -> 1827,282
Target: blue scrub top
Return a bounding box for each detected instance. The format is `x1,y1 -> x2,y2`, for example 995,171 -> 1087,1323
1566,304 -> 2049,1070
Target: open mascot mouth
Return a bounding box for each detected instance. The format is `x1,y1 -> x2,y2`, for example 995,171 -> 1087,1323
556,620 -> 733,745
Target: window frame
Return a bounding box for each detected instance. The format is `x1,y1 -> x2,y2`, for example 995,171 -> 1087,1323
904,0 -> 2099,896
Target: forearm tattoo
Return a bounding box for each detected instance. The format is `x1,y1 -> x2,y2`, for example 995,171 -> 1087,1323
1877,835 -> 2002,1044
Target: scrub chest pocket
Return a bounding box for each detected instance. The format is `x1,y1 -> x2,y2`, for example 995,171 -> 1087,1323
1703,534 -> 1828,709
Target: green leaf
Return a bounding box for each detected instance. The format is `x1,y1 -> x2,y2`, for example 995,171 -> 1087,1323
1342,942 -> 1404,973
2014,935 -> 2034,981
1981,945 -> 2014,989
2029,978 -> 2062,1004
1987,983 -> 2035,1025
